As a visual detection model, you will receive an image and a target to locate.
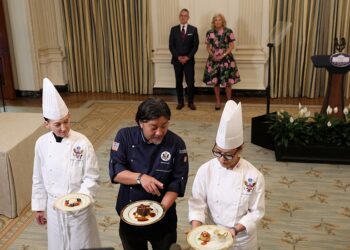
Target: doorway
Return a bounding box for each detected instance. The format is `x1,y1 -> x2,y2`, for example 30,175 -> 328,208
0,0 -> 15,100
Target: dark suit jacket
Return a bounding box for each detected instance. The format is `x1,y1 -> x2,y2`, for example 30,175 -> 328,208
169,24 -> 199,65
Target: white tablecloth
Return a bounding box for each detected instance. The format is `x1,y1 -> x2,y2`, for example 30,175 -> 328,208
0,113 -> 46,218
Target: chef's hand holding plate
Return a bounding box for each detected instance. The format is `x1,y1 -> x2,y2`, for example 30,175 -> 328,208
227,228 -> 237,239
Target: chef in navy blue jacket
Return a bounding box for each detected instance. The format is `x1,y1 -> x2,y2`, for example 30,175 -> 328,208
109,98 -> 189,250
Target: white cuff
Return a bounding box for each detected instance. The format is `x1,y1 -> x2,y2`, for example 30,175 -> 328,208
31,198 -> 47,211
188,211 -> 206,224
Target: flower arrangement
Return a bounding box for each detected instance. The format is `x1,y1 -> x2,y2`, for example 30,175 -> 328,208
267,103 -> 350,148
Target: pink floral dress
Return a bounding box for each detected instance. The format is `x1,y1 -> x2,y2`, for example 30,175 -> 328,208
203,28 -> 240,87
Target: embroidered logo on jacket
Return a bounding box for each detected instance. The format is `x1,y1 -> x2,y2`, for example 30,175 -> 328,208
73,146 -> 84,160
243,178 -> 256,193
161,151 -> 171,161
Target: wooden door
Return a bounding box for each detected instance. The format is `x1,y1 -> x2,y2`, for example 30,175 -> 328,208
0,0 -> 15,99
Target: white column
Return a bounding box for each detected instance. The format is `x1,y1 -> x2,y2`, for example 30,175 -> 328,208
151,0 -> 179,88
234,0 -> 269,90
5,0 -> 66,92
29,0 -> 67,86
151,0 -> 179,51
5,0 -> 39,91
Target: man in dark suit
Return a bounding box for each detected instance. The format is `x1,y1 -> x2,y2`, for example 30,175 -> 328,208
169,9 -> 199,110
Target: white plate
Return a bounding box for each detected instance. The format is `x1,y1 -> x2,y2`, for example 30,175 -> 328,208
120,200 -> 165,226
187,225 -> 234,250
53,193 -> 91,212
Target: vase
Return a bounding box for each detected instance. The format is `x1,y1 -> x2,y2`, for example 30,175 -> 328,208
274,142 -> 350,164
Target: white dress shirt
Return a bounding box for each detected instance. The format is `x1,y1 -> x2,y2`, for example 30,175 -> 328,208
180,23 -> 188,33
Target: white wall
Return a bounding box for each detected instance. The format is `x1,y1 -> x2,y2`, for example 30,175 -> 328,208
5,0 -> 269,92
151,0 -> 269,90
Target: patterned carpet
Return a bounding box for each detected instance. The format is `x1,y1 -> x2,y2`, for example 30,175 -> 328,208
1,101 -> 350,250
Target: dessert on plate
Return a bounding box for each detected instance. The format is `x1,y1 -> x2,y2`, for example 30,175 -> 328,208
199,231 -> 211,245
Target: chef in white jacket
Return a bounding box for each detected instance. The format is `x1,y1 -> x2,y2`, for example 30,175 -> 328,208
31,78 -> 101,250
188,100 -> 265,250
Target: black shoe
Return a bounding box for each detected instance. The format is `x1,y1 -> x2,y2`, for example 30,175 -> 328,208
215,105 -> 220,110
176,104 -> 184,110
188,103 -> 196,110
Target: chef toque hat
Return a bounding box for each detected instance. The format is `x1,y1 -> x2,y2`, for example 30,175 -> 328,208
216,100 -> 243,149
42,78 -> 69,120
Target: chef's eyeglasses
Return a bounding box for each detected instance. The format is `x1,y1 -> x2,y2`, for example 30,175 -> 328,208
212,145 -> 235,161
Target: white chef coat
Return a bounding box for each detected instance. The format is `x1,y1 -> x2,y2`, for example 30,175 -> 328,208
189,158 -> 265,250
32,130 -> 101,250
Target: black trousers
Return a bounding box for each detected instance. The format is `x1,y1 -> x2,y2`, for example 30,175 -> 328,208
173,62 -> 195,105
119,226 -> 177,250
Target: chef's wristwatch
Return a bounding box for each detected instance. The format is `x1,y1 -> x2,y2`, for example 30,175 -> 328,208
136,173 -> 144,184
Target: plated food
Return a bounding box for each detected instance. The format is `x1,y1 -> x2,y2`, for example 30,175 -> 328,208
64,198 -> 82,207
214,229 -> 228,241
54,193 -> 91,212
121,200 -> 165,226
133,203 -> 156,221
199,231 -> 211,245
187,225 -> 234,250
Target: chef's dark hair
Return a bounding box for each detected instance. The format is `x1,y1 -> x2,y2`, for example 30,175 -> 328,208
136,98 -> 171,125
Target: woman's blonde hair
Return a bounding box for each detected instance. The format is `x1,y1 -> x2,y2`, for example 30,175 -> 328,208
211,13 -> 227,29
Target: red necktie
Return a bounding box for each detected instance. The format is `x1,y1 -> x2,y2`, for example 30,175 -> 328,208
181,26 -> 185,41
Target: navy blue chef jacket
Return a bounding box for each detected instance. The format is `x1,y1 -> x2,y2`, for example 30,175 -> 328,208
109,126 -> 189,238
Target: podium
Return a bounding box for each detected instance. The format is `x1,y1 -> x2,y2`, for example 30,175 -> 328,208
311,55 -> 350,119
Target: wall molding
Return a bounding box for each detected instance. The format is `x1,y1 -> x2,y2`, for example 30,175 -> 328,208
153,87 -> 266,97
15,84 -> 68,98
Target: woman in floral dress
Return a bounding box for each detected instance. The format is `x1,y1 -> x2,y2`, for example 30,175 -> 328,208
203,13 -> 240,110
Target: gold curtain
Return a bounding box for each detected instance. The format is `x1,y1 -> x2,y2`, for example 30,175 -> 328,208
61,0 -> 153,94
270,0 -> 350,98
